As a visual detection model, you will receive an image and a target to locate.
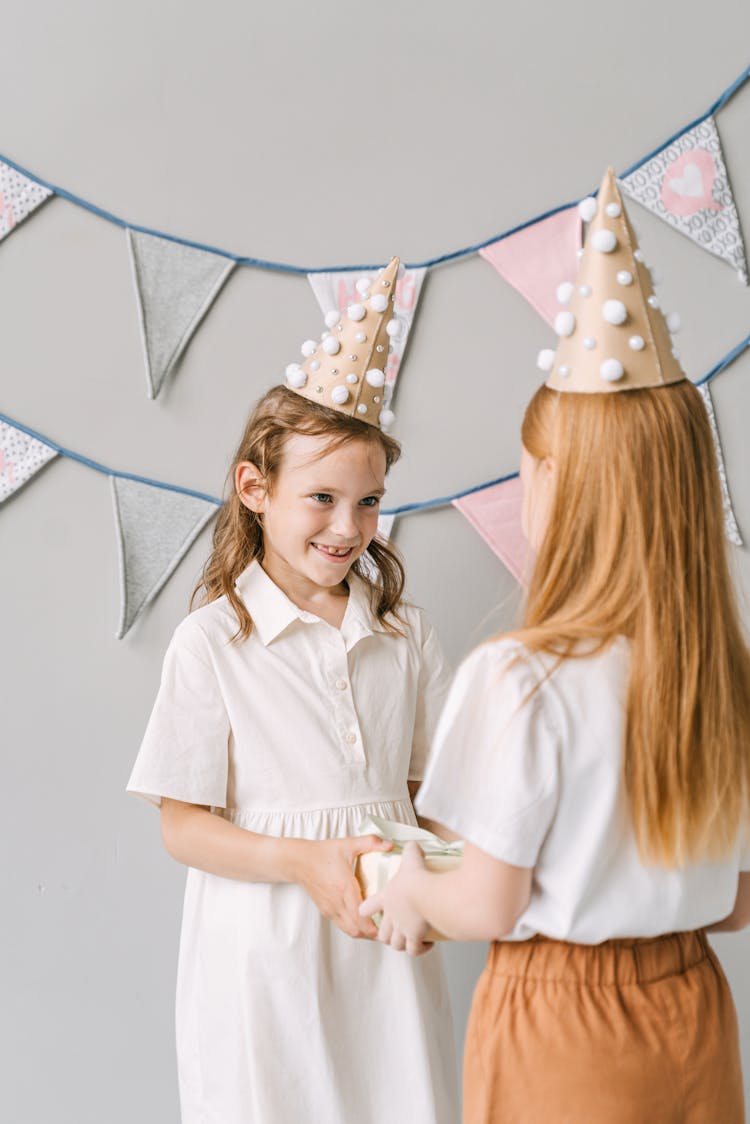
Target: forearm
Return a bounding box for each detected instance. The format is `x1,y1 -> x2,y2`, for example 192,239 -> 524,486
408,867 -> 515,942
161,800 -> 306,884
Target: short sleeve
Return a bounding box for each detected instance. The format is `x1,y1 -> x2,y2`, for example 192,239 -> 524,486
126,620 -> 231,809
408,615 -> 453,782
415,640 -> 560,867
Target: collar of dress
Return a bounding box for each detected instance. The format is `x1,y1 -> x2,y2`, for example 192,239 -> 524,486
234,559 -> 389,649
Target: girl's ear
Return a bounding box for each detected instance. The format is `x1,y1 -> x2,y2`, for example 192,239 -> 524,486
235,461 -> 267,513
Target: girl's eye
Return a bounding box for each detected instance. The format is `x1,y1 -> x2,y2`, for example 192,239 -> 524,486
310,493 -> 333,504
360,497 -> 380,508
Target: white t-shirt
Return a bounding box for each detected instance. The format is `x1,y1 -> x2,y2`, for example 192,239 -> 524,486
416,635 -> 750,944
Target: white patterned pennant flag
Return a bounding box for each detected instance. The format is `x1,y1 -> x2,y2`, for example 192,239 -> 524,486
111,476 -> 218,638
0,162 -> 53,242
621,117 -> 748,283
128,230 -> 236,399
308,267 -> 427,389
697,384 -> 742,545
0,420 -> 57,502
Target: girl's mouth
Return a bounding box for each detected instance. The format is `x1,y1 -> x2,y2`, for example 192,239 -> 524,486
311,543 -> 355,561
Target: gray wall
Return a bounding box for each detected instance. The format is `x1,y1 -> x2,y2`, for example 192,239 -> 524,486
2,3 -> 750,1120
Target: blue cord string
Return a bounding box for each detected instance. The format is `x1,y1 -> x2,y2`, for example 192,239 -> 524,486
3,327 -> 749,516
2,63 -> 748,275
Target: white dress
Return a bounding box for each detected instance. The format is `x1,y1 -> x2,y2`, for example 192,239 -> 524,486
127,561 -> 459,1124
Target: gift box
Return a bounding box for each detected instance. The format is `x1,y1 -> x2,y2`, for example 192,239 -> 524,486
354,815 -> 464,942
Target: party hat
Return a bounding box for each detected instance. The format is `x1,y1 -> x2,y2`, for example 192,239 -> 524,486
538,168 -> 686,393
285,256 -> 402,427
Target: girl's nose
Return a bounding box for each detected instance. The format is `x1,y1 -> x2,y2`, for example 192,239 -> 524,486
329,507 -> 360,540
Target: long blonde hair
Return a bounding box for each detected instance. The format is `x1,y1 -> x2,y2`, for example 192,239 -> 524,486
192,385 -> 405,639
516,380 -> 750,866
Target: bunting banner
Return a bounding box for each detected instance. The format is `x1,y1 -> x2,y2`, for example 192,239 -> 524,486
127,230 -> 236,399
0,420 -> 57,502
308,267 -> 427,387
377,514 -> 395,541
452,475 -> 532,586
697,384 -> 742,545
111,476 -> 217,638
621,117 -> 748,283
0,160 -> 52,241
479,207 -> 581,326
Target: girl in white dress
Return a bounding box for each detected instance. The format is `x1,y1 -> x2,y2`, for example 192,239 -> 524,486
127,258 -> 458,1124
362,175 -> 750,1123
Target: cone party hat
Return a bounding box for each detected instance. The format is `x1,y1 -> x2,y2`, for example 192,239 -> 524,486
539,168 -> 686,393
284,256 -> 401,427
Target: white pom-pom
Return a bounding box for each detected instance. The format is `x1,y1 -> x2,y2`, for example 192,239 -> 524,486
324,310 -> 341,329
578,197 -> 598,222
310,360 -> 321,371
322,336 -> 341,355
286,363 -> 300,377
536,349 -> 556,372
347,303 -> 366,321
386,318 -> 402,338
379,408 -> 396,427
556,281 -> 574,305
583,337 -> 597,350
554,311 -> 576,337
600,358 -> 624,382
355,331 -> 367,343
287,369 -> 307,389
603,299 -> 627,326
321,330 -> 330,339
605,202 -> 622,218
331,386 -> 350,405
628,335 -> 645,351
355,277 -> 371,296
301,339 -> 317,357
649,267 -> 662,285
357,403 -> 368,415
370,294 -> 388,313
346,373 -> 359,384
591,229 -> 617,253
578,284 -> 592,297
365,368 -> 386,387
558,364 -> 571,378
633,249 -> 644,262
666,312 -> 681,334
577,248 -> 585,260
616,270 -> 633,286
647,294 -> 660,309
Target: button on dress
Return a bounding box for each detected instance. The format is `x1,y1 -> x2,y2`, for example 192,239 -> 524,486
128,561 -> 459,1124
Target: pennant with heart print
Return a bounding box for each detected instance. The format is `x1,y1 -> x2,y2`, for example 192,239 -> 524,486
0,419 -> 57,502
308,266 -> 427,392
621,117 -> 748,283
0,161 -> 53,243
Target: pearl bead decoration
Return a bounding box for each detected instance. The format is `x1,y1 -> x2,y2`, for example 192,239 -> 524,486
347,303 -> 366,321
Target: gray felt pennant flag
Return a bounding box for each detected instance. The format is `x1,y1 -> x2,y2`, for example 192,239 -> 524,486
127,229 -> 236,399
111,476 -> 218,638
697,383 -> 742,546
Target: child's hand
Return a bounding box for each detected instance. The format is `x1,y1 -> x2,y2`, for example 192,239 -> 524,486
359,842 -> 434,956
295,835 -> 393,940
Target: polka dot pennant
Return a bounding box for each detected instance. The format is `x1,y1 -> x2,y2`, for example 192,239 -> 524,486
0,420 -> 57,502
0,162 -> 52,241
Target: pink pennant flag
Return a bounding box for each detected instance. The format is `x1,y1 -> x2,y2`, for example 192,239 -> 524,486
453,475 -> 533,586
479,207 -> 581,327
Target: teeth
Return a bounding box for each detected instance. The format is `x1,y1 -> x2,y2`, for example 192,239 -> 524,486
315,544 -> 351,556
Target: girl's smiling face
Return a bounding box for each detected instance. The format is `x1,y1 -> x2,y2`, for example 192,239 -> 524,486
236,433 -> 386,598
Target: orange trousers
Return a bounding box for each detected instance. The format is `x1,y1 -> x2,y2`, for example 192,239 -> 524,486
464,931 -> 745,1124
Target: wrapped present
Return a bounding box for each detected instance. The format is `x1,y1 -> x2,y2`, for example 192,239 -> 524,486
354,815 -> 464,941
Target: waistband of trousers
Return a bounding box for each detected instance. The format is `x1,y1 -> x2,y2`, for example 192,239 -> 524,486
485,930 -> 710,986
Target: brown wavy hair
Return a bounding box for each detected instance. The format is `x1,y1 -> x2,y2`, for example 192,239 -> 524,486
192,385 -> 405,639
515,380 -> 750,867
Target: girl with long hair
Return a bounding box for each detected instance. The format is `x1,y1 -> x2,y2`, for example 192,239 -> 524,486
127,259 -> 458,1124
362,178 -> 750,1122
